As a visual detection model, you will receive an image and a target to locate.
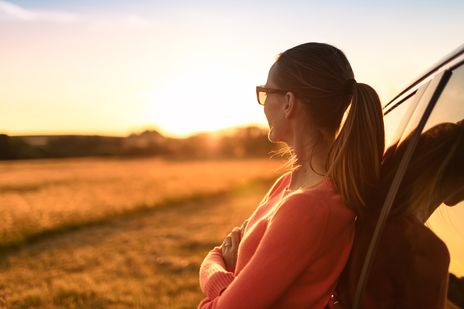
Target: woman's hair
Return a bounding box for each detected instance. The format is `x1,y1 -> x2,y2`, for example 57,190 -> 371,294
272,42 -> 385,216
379,120 -> 464,217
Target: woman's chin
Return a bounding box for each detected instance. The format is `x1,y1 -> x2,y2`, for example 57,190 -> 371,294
443,188 -> 464,206
267,130 -> 274,142
443,198 -> 461,207
267,131 -> 286,144
268,129 -> 279,143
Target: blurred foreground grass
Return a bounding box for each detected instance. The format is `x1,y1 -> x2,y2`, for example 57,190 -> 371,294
0,157 -> 285,249
0,158 -> 285,308
0,170 -> 276,308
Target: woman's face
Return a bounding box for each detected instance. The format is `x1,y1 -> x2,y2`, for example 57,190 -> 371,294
263,63 -> 290,143
425,178 -> 464,221
442,180 -> 464,206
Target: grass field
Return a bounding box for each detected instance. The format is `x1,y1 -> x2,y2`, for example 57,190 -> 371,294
0,157 -> 286,308
0,157 -> 286,248
1,158 -> 461,308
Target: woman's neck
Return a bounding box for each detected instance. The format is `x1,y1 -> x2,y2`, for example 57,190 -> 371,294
287,167 -> 325,191
286,124 -> 332,191
288,148 -> 329,191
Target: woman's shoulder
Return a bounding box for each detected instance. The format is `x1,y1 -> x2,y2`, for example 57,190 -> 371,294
303,177 -> 355,217
261,171 -> 292,202
268,191 -> 334,238
276,178 -> 354,221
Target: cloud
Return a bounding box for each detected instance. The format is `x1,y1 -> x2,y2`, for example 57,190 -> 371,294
124,14 -> 151,28
0,0 -> 80,24
0,1 -> 151,28
87,14 -> 152,31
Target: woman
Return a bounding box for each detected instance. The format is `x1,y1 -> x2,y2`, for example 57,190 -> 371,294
334,120 -> 464,308
197,42 -> 385,309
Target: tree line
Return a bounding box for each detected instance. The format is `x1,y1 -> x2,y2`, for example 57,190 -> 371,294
0,126 -> 287,161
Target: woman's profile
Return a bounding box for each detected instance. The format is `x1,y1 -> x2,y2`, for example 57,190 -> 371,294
197,42 -> 385,309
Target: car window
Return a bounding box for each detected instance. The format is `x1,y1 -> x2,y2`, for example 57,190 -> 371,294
383,90 -> 420,150
382,73 -> 444,157
387,63 -> 464,307
396,71 -> 454,147
422,63 -> 464,279
350,65 -> 461,309
377,70 -> 453,211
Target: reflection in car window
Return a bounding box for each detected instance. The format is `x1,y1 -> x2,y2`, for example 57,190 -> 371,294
340,122 -> 462,308
422,64 -> 464,308
336,64 -> 464,309
387,63 -> 464,307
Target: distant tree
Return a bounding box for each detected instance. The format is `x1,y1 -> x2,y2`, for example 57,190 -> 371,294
0,134 -> 14,159
0,134 -> 35,159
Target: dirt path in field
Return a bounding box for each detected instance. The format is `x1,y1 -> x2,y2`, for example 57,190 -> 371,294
0,180 -> 273,308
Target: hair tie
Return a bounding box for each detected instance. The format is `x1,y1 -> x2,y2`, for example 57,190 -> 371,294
344,78 -> 356,95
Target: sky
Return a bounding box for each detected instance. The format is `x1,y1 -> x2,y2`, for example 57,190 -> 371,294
1,0 -> 463,138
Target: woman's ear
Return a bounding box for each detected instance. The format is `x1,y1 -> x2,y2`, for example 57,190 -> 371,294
283,91 -> 297,118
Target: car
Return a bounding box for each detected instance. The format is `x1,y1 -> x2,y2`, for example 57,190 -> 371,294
339,43 -> 464,309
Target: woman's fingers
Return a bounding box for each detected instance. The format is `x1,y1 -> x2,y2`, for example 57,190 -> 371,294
230,228 -> 241,248
221,224 -> 246,253
241,220 -> 248,230
223,229 -> 239,271
221,223 -> 248,271
221,235 -> 235,271
240,219 -> 248,237
221,234 -> 232,248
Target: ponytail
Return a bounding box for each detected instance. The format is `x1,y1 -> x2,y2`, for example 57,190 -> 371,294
326,83 -> 385,216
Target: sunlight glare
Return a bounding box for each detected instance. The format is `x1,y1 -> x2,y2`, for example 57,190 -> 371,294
138,62 -> 267,137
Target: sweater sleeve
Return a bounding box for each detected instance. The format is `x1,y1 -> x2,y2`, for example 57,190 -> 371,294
198,172 -> 291,299
199,245 -> 235,299
198,193 -> 330,309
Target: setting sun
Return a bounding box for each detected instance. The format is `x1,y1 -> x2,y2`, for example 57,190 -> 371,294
137,61 -> 268,137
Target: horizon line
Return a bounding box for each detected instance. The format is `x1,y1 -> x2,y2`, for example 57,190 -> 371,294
2,123 -> 269,139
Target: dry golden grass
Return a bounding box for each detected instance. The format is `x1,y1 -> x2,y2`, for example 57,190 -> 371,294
2,158 -> 459,308
0,161 -> 278,308
0,157 -> 286,248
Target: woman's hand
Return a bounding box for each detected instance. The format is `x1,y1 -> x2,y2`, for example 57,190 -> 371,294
221,219 -> 248,272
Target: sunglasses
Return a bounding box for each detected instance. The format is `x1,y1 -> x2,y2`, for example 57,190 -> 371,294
256,86 -> 291,105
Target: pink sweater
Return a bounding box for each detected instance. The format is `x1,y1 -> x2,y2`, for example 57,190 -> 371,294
198,172 -> 356,309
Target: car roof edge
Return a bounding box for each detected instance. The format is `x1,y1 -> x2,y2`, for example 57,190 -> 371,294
385,43 -> 464,108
